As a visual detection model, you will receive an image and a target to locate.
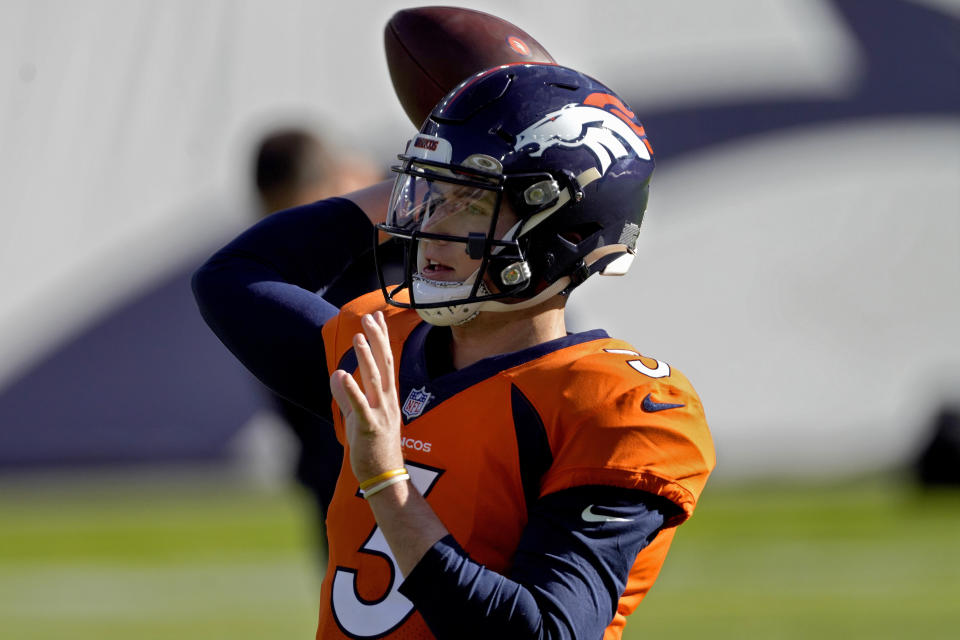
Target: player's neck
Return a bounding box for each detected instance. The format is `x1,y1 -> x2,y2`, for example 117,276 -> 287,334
449,300 -> 567,370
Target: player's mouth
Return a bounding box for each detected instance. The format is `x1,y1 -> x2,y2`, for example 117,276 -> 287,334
421,259 -> 461,281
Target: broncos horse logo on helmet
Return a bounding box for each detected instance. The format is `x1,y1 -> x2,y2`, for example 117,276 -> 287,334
513,100 -> 651,175
375,63 -> 656,326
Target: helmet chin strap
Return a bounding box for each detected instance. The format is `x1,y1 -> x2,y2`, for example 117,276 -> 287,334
411,244 -> 629,327
415,276 -> 570,327
411,271 -> 490,326
475,276 -> 571,314
472,243 -> 631,316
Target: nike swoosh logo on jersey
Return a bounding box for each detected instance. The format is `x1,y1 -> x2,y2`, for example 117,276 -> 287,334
641,393 -> 685,413
581,505 -> 634,523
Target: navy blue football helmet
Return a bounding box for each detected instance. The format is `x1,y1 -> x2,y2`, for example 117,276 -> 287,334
376,63 -> 655,326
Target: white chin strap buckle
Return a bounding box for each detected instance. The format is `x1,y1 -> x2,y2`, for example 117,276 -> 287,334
411,274 -> 490,326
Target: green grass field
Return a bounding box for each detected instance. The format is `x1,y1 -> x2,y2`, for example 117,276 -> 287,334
1,470 -> 957,639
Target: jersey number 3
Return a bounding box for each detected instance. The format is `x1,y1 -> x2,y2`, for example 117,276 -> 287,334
604,348 -> 671,378
331,463 -> 443,638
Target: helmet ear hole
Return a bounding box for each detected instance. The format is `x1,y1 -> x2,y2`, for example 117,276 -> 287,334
559,222 -> 603,246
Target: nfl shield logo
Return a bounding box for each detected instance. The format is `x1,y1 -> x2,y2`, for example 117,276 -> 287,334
402,386 -> 433,420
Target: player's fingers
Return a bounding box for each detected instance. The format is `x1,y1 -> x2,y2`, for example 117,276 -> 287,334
363,312 -> 395,396
330,369 -> 366,419
353,330 -> 383,408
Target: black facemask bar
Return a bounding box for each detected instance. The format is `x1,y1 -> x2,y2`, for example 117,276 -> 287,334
374,156 -> 533,310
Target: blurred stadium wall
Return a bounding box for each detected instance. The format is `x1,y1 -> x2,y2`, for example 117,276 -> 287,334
1,0 -> 957,480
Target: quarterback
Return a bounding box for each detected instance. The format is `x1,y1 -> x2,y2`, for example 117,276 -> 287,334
194,64 -> 715,639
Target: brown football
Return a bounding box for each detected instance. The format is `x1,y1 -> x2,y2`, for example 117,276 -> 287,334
384,6 -> 556,127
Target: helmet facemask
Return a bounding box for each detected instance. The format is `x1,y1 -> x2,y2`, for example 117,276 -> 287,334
376,156 -> 536,326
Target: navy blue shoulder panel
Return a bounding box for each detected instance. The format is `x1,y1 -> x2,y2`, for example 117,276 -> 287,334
337,347 -> 358,375
511,384 -> 553,512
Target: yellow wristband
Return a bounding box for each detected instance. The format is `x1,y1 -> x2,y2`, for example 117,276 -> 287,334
359,468 -> 408,491
362,473 -> 410,499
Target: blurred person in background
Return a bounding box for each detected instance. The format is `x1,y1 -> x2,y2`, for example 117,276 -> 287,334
255,129 -> 383,214
252,127 -> 403,565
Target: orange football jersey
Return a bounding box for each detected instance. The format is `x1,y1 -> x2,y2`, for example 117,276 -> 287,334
316,291 -> 715,639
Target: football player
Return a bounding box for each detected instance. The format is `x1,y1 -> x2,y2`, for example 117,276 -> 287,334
194,63 -> 715,639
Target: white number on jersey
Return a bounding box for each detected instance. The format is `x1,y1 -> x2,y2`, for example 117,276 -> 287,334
330,463 -> 443,638
604,348 -> 671,378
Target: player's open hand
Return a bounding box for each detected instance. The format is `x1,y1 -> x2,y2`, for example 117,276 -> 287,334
330,312 -> 405,485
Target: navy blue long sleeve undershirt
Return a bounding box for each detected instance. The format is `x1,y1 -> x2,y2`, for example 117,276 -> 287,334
192,198 -> 680,638
192,199 -> 367,416
402,486 -> 676,639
